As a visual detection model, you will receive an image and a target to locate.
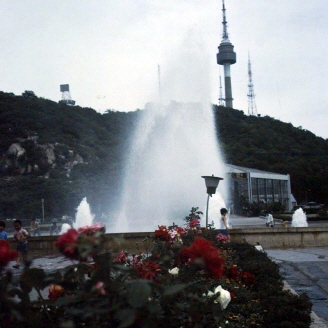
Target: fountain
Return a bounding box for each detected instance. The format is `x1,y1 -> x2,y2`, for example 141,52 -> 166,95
111,33 -> 229,233
291,208 -> 308,227
61,197 -> 94,234
112,100 -> 228,233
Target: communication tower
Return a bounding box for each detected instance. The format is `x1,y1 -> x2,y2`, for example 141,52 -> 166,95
59,84 -> 75,106
247,54 -> 257,116
217,0 -> 236,108
218,76 -> 225,106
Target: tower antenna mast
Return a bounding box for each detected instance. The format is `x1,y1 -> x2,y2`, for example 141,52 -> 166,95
218,76 -> 225,106
217,0 -> 236,108
247,53 -> 257,116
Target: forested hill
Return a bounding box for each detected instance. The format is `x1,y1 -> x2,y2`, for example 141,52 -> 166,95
0,91 -> 327,220
213,105 -> 328,205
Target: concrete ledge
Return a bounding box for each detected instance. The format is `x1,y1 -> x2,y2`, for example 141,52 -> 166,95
9,227 -> 328,256
229,227 -> 328,249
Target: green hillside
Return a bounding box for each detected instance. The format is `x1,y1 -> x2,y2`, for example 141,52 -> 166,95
0,91 -> 327,221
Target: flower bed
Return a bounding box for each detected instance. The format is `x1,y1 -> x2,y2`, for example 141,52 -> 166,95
0,208 -> 312,327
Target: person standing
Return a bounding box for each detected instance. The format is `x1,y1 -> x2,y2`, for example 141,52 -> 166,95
12,219 -> 28,269
30,218 -> 41,236
220,208 -> 230,241
50,221 -> 59,236
0,220 -> 8,240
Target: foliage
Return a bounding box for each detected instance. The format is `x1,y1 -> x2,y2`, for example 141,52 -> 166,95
213,105 -> 328,206
0,91 -> 327,221
0,210 -> 312,327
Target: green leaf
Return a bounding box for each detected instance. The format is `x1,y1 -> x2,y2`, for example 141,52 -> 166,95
127,280 -> 151,308
20,268 -> 47,290
162,283 -> 187,296
115,308 -> 136,328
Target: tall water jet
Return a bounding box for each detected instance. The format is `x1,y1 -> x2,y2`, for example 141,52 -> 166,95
74,197 -> 94,229
113,33 -> 228,233
291,208 -> 308,227
60,198 -> 95,234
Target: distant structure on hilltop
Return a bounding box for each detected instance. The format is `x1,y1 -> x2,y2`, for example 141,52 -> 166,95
217,0 -> 236,108
247,53 -> 258,116
59,84 -> 75,106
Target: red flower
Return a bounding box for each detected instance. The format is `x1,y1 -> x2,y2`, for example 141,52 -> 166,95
48,284 -> 65,300
227,265 -> 239,279
114,250 -> 127,264
190,219 -> 200,228
175,226 -> 188,236
86,263 -> 100,277
55,229 -> 79,260
134,260 -> 161,280
77,222 -> 105,236
180,237 -> 225,278
0,240 -> 18,267
154,226 -> 170,242
240,271 -> 255,286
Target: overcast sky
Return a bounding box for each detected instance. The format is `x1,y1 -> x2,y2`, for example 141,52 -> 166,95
1,0 -> 327,139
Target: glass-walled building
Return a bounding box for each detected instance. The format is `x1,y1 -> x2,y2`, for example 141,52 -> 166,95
226,164 -> 293,215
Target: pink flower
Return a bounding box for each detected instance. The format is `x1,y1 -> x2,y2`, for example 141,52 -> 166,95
55,229 -> 79,260
114,250 -> 127,264
216,233 -> 229,243
77,222 -> 105,235
175,226 -> 188,236
0,241 -> 18,267
94,281 -> 106,295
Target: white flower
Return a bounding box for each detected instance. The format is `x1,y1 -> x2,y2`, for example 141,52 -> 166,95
168,267 -> 179,275
204,285 -> 231,310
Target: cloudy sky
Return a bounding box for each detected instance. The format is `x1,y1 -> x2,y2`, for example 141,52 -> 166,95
1,0 -> 327,139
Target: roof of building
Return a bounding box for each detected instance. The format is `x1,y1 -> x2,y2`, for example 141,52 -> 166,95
226,163 -> 281,175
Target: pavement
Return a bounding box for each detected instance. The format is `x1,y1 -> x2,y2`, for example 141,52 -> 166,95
266,247 -> 328,328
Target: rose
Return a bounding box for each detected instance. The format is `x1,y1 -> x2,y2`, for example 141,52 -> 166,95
55,229 -> 79,260
77,222 -> 105,235
48,284 -> 64,300
204,285 -> 231,310
114,250 -> 127,264
180,237 -> 225,278
189,219 -> 200,228
0,240 -> 18,267
168,267 -> 179,275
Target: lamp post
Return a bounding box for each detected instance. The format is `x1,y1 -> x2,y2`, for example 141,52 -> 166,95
201,175 -> 223,228
41,199 -> 45,223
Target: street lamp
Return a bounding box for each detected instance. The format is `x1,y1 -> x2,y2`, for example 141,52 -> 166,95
41,199 -> 45,223
201,175 -> 223,228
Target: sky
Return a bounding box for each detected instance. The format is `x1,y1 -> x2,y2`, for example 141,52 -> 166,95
1,0 -> 328,139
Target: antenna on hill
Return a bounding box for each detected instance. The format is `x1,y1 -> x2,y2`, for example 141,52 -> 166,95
247,53 -> 257,116
59,84 -> 76,106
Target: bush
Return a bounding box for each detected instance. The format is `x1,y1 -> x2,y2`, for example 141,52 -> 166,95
0,209 -> 312,327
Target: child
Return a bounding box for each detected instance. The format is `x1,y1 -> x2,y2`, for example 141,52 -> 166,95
50,221 -> 59,236
0,220 -> 8,240
30,218 -> 41,236
220,208 -> 230,241
12,219 -> 28,269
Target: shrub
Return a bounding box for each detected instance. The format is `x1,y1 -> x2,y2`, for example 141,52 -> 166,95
0,209 -> 312,327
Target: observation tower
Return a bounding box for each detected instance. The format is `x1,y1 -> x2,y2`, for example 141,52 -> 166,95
217,0 -> 236,108
59,84 -> 75,106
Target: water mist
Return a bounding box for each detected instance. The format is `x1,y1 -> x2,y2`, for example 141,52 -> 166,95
112,32 -> 228,232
